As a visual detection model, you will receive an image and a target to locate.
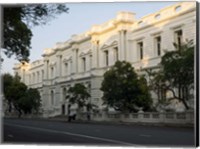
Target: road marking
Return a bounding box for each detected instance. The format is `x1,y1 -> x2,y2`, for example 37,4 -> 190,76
139,134 -> 152,137
5,123 -> 141,146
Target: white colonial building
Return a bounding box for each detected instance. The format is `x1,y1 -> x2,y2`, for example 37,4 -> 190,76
13,2 -> 196,117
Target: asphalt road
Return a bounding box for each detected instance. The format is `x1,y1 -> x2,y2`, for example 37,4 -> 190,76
3,118 -> 195,147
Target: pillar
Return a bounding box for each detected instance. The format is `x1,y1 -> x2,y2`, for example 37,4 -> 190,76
119,30 -> 127,61
56,54 -> 62,77
44,59 -> 49,80
92,40 -> 99,69
72,49 -> 78,74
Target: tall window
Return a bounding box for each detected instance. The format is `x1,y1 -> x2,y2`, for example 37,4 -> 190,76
155,36 -> 161,56
104,50 -> 109,66
51,90 -> 54,106
46,60 -> 49,79
137,42 -> 143,60
90,55 -> 92,70
174,30 -> 183,48
114,47 -> 119,62
82,57 -> 86,72
65,63 -> 68,76
51,67 -> 54,78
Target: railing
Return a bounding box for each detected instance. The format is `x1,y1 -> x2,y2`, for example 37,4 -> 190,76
78,111 -> 194,125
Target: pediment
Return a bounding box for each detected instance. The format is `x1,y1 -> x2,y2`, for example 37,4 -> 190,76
101,44 -> 109,49
110,40 -> 118,46
63,56 -> 72,63
79,52 -> 86,57
49,61 -> 56,67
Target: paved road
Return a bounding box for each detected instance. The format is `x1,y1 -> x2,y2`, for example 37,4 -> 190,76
3,118 -> 194,147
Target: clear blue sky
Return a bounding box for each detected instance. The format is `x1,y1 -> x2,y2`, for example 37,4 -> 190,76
1,1 -> 177,74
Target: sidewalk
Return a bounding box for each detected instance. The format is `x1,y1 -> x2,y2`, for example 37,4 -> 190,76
47,116 -> 194,128
4,115 -> 194,128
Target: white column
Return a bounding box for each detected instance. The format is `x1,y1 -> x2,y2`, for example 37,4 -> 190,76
92,40 -> 97,69
69,60 -> 72,75
124,30 -> 127,61
72,49 -> 78,74
119,30 -> 126,61
96,41 -> 99,68
121,30 -> 125,60
92,40 -> 99,69
72,49 -> 76,74
44,59 -> 49,80
56,55 -> 62,78
118,31 -> 122,61
41,70 -> 44,81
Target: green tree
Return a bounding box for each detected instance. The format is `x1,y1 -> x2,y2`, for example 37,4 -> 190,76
136,76 -> 153,111
160,40 -> 194,109
2,4 -> 69,62
19,88 -> 41,114
7,75 -> 27,117
2,73 -> 14,112
146,69 -> 168,107
66,83 -> 91,109
100,61 -> 152,112
2,73 -> 41,117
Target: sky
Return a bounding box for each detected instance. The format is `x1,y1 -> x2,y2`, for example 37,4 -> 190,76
1,1 -> 178,74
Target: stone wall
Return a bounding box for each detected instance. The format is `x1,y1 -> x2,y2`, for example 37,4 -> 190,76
78,111 -> 194,126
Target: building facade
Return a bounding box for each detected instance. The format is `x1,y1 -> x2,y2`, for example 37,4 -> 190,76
13,2 -> 196,117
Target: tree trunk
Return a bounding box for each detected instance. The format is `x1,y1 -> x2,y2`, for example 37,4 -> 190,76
181,99 -> 189,110
18,110 -> 22,118
8,103 -> 12,113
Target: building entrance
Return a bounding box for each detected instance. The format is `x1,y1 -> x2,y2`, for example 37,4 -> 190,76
62,104 -> 65,115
